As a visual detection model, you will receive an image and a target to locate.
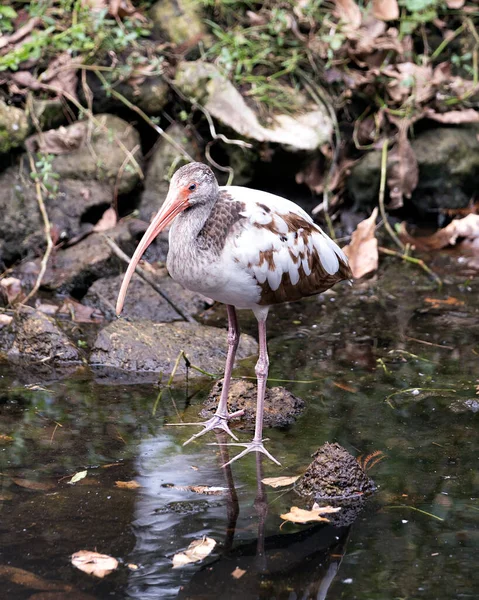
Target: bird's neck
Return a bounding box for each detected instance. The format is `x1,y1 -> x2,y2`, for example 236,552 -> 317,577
170,195 -> 217,245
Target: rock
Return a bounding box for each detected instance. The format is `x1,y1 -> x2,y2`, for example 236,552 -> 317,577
347,126 -> 479,219
174,61 -> 332,151
200,379 -> 305,430
149,0 -> 210,46
0,161 -> 126,267
449,398 -> 479,414
84,273 -> 210,322
89,320 -> 258,383
32,223 -> 131,296
296,442 -> 375,499
52,114 -> 143,195
2,310 -> 80,365
140,123 -> 196,221
0,100 -> 29,154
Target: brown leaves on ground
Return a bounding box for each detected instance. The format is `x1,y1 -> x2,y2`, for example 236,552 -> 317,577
58,298 -> 104,324
399,214 -> 479,251
373,0 -> 399,21
262,475 -> 300,488
71,551 -> 118,578
26,122 -> 86,155
172,537 -> 216,569
0,277 -> 24,305
333,0 -> 362,30
280,504 -> 341,524
387,127 -> 419,209
343,208 -> 379,279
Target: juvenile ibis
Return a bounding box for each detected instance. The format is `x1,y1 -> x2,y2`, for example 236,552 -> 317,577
116,163 -> 352,466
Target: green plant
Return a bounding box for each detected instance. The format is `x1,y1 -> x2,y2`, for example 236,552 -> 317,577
0,6 -> 17,34
30,154 -> 60,198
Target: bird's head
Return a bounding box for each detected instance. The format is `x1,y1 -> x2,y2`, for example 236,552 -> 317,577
116,162 -> 218,315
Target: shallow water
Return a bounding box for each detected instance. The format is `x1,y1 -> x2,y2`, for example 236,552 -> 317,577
1,261 -> 478,599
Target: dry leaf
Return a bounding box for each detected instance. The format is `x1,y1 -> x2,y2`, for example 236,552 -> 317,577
0,277 -> 24,304
93,207 -> 117,232
0,434 -> 14,443
424,297 -> 465,309
373,0 -> 399,21
343,208 -> 378,278
261,475 -> 300,488
13,478 -> 56,491
231,567 -> 246,579
334,0 -> 362,29
400,214 -> 479,250
172,537 -> 216,568
36,303 -> 59,316
0,314 -> 13,329
165,484 -> 227,495
0,565 -> 71,591
71,551 -> 118,578
425,109 -> 479,124
26,123 -> 86,155
68,470 -> 88,484
115,480 -> 141,489
387,128 -> 419,209
58,298 -> 103,324
280,505 -> 341,524
39,52 -> 83,101
446,0 -> 465,7
0,17 -> 40,51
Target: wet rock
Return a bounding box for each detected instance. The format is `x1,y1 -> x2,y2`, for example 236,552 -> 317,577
0,100 -> 29,154
174,61 -> 332,151
0,161 -> 118,266
347,126 -> 479,219
52,114 -> 143,194
201,379 -> 305,430
149,0 -> 210,46
84,273 -> 210,322
296,442 -> 375,499
140,123 -> 196,221
31,223 -> 131,296
449,398 -> 479,414
89,320 -> 258,383
2,310 -> 80,365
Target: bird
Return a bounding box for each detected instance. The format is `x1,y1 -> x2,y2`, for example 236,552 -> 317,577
116,162 -> 352,466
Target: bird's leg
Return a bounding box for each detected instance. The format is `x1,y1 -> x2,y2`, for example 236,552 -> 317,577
175,305 -> 245,445
212,318 -> 281,467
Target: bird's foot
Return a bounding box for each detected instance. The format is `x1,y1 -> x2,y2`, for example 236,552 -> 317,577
209,439 -> 281,468
166,409 -> 245,445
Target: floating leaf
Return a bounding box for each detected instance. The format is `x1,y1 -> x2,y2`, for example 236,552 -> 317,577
231,567 -> 246,579
68,470 -> 88,485
262,475 -> 300,488
424,297 -> 465,309
399,214 -> 479,251
13,478 -> 56,491
343,208 -> 378,279
115,480 -> 141,489
71,551 -> 118,578
172,537 -> 216,568
280,505 -> 341,524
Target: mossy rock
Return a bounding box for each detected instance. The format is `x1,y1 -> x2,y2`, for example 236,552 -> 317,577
0,100 -> 29,154
149,0 -> 211,47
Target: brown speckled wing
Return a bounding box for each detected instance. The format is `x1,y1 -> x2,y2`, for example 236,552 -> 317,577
197,191 -> 246,256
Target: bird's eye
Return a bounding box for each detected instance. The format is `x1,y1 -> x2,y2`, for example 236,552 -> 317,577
188,183 -> 196,191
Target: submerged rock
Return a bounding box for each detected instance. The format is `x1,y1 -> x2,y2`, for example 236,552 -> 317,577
84,273 -> 210,322
296,442 -> 375,499
0,100 -> 29,154
89,320 -> 258,383
174,61 -> 332,151
201,378 -> 305,430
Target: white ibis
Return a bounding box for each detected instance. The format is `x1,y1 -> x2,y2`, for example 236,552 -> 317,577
116,162 -> 352,466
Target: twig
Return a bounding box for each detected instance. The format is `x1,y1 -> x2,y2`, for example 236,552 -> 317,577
102,234 -> 196,323
378,140 -> 404,250
22,152 -> 54,305
384,505 -> 444,522
378,246 -> 442,287
405,336 -> 454,350
113,143 -> 141,217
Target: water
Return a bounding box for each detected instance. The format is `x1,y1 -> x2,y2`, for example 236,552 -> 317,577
1,261 -> 478,599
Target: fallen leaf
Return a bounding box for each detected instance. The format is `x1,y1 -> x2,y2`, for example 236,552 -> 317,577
0,314 -> 13,329
68,470 -> 88,484
261,475 -> 300,488
425,108 -> 479,124
0,565 -> 71,591
387,127 -> 419,209
36,303 -> 59,316
0,277 -> 24,304
172,537 -> 216,568
343,207 -> 379,278
58,298 -> 103,324
280,505 -> 341,524
424,297 -> 465,309
26,122 -> 86,155
334,0 -> 362,29
0,17 -> 40,51
399,214 -> 479,250
231,567 -> 246,579
93,207 -> 117,232
71,551 -> 118,578
332,381 -> 358,393
373,0 -> 399,21
0,434 -> 14,443
39,52 -> 84,101
446,0 -> 465,7
13,478 -> 56,491
165,484 -> 227,495
115,480 -> 141,489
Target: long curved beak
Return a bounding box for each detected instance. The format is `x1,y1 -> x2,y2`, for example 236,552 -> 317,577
116,189 -> 188,315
